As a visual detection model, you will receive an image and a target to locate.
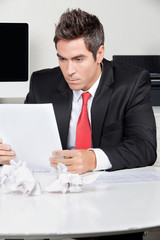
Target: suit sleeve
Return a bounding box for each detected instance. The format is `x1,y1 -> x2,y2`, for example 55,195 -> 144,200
24,72 -> 37,103
104,70 -> 157,171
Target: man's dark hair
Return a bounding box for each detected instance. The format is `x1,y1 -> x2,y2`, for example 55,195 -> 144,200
53,8 -> 105,60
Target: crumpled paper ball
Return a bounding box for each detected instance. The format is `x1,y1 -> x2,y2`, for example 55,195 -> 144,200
0,161 -> 99,195
45,163 -> 99,194
0,160 -> 41,196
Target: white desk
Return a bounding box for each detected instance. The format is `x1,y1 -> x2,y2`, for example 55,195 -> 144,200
1,167 -> 160,239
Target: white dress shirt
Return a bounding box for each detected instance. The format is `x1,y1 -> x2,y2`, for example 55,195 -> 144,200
67,75 -> 112,171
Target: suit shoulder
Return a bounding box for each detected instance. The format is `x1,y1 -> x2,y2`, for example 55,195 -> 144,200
30,66 -> 64,90
31,66 -> 62,79
110,59 -> 150,90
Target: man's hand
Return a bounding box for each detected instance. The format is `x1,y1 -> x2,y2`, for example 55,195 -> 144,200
0,138 -> 16,165
50,149 -> 96,174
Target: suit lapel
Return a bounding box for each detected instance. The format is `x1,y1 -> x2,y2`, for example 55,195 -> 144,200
52,79 -> 73,149
91,59 -> 114,147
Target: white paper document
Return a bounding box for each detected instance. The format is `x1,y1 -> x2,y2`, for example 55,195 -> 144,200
94,171 -> 160,185
0,104 -> 62,172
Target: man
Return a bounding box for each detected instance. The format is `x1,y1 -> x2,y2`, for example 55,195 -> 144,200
0,8 -> 157,173
0,8 -> 156,240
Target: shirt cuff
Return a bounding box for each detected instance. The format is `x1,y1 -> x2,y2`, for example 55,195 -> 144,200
89,148 -> 112,171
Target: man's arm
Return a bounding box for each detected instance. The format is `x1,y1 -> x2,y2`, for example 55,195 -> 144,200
50,70 -> 157,173
101,70 -> 157,171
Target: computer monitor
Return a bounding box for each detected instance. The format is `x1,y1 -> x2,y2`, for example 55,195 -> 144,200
113,55 -> 160,79
0,23 -> 28,82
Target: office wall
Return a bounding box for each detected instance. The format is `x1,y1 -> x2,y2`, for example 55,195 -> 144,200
0,0 -> 160,98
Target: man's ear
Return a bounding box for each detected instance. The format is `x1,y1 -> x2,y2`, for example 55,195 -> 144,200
96,45 -> 105,64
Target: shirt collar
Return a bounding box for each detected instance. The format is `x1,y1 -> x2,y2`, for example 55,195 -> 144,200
73,73 -> 102,102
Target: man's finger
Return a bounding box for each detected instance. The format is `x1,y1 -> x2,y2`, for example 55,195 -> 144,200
50,162 -> 58,169
0,160 -> 10,165
52,150 -> 81,158
50,161 -> 80,174
52,150 -> 71,157
0,150 -> 15,156
0,144 -> 11,150
50,156 -> 73,166
0,155 -> 16,162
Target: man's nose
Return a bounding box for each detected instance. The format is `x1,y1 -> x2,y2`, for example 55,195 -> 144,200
67,62 -> 76,76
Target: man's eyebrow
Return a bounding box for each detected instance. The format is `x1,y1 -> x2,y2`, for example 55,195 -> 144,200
72,54 -> 86,60
57,53 -> 86,60
57,53 -> 65,59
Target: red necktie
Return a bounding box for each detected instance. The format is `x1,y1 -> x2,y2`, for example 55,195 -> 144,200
75,92 -> 91,149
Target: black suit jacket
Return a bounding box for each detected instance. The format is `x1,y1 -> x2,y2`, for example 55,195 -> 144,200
25,58 -> 157,171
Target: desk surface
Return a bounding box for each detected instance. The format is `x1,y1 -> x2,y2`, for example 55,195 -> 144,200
1,167 -> 160,239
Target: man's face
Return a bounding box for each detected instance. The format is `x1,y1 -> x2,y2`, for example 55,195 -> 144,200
56,38 -> 104,91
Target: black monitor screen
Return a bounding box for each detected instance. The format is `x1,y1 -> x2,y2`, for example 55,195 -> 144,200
113,55 -> 160,79
0,23 -> 28,82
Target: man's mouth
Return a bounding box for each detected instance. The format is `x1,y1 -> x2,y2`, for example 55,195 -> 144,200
67,79 -> 80,83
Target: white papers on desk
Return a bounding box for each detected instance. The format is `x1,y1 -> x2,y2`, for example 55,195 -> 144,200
0,104 -> 62,172
94,171 -> 160,185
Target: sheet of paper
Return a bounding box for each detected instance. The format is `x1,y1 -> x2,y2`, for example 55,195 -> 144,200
94,171 -> 160,185
0,104 -> 62,172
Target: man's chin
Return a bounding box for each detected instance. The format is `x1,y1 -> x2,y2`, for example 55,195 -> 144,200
67,83 -> 82,91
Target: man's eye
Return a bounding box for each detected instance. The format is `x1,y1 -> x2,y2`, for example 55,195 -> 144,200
59,57 -> 66,62
76,58 -> 83,62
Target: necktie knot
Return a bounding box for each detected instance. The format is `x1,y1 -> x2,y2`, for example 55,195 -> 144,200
82,92 -> 91,106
